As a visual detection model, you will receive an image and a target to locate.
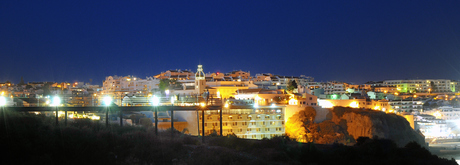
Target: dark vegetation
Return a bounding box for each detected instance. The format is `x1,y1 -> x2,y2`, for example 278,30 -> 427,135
0,111 -> 457,165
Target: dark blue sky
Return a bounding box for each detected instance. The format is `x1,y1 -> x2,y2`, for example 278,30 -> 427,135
1,1 -> 460,85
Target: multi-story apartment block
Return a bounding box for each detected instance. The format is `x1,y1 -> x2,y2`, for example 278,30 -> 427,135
317,98 -> 392,112
299,81 -> 347,95
199,105 -> 285,139
382,79 -> 457,93
154,69 -> 194,80
388,97 -> 424,114
102,75 -> 159,106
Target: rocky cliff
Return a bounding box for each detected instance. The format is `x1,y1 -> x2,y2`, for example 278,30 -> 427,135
286,106 -> 426,147
330,107 -> 425,147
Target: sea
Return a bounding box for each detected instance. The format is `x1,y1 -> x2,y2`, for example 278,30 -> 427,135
430,142 -> 460,164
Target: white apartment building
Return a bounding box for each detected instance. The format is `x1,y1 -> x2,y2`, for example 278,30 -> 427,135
382,79 -> 457,93
424,106 -> 460,121
299,82 -> 346,95
388,98 -> 424,114
102,75 -> 160,105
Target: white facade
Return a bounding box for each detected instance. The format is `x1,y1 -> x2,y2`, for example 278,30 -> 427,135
102,75 -> 159,105
300,82 -> 346,95
382,79 -> 456,93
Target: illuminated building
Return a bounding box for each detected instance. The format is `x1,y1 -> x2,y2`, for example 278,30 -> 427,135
254,74 -> 313,90
195,65 -> 206,94
415,114 -> 449,138
299,81 -> 346,95
102,75 -> 159,106
227,70 -> 251,80
154,69 -> 194,80
388,97 -> 423,114
382,79 -> 457,93
422,106 -> 460,121
199,105 -> 285,139
317,98 -> 392,112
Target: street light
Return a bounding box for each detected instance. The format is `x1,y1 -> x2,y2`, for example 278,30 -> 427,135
0,96 -> 5,123
51,96 -> 61,126
103,96 -> 112,106
151,95 -> 160,106
51,96 -> 61,106
170,96 -> 175,105
103,96 -> 112,126
0,96 -> 6,106
151,95 -> 160,135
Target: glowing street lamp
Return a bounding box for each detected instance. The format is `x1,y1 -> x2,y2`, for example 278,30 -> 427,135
103,96 -> 112,106
165,89 -> 170,95
170,96 -> 175,105
151,95 -> 160,135
254,103 -> 259,108
51,96 -> 61,106
0,96 -> 5,120
103,96 -> 112,127
0,96 -> 6,106
51,96 -> 61,126
151,95 -> 160,106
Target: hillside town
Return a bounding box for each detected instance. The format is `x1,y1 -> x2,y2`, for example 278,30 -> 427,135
1,65 -> 459,140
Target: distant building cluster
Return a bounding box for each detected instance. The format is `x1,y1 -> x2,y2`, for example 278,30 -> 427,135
1,65 -> 460,139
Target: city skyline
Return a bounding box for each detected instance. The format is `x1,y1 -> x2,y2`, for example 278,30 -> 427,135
1,1 -> 460,84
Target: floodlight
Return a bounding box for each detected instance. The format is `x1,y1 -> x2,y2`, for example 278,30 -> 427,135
51,96 -> 61,106
151,95 -> 160,106
103,96 -> 112,106
0,96 -> 6,106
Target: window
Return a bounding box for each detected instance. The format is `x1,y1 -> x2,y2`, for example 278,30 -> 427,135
248,115 -> 252,120
247,128 -> 252,132
223,122 -> 228,126
232,122 -> 237,126
257,115 -> 261,119
238,115 -> 243,119
265,115 -> 270,119
228,116 -> 233,119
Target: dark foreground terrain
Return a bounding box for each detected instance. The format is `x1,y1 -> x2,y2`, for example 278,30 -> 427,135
0,111 -> 456,165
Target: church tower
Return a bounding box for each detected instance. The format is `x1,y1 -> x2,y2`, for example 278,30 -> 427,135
195,65 -> 206,94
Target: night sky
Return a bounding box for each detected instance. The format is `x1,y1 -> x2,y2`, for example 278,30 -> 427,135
1,1 -> 460,85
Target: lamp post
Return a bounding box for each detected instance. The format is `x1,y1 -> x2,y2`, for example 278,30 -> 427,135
170,96 -> 175,137
0,96 -> 6,120
103,96 -> 112,127
51,96 -> 61,126
200,102 -> 206,143
151,95 -> 160,135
